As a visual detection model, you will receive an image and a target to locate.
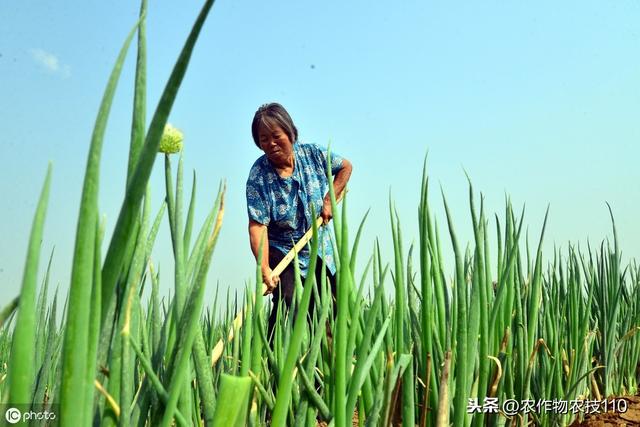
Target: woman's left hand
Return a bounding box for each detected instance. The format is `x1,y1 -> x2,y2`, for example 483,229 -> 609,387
321,199 -> 332,225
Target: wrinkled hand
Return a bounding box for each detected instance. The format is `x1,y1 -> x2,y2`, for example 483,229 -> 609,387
262,266 -> 279,295
321,199 -> 333,225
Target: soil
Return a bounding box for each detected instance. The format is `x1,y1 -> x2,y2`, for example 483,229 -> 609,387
316,409 -> 359,427
569,395 -> 640,427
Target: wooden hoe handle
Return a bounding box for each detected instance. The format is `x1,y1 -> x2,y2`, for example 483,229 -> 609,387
211,193 -> 344,366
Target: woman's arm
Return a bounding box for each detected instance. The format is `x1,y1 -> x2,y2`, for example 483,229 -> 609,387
248,219 -> 279,291
321,159 -> 353,224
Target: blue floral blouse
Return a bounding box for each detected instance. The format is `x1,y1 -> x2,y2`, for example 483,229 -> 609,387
246,142 -> 345,276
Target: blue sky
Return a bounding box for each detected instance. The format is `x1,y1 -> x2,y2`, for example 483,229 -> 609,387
1,0 -> 639,308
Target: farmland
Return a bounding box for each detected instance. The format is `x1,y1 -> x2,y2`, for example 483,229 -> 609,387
1,1 -> 639,426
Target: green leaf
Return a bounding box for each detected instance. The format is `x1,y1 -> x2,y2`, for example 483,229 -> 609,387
8,164 -> 52,405
100,0 -> 216,326
211,374 -> 252,427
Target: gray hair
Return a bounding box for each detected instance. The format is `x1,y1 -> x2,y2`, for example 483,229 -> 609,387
251,103 -> 299,148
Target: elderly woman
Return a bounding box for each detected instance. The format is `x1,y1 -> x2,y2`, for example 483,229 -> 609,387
246,103 -> 352,336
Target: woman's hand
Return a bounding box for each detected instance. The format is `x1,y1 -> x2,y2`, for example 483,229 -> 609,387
321,198 -> 333,225
321,159 -> 352,225
249,220 -> 280,293
262,266 -> 280,295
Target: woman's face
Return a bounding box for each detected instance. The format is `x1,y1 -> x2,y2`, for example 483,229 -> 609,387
257,122 -> 293,166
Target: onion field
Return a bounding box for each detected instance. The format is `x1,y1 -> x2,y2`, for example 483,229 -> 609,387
1,1 -> 639,426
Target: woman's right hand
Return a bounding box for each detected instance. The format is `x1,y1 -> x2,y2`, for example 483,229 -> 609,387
262,266 -> 280,295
